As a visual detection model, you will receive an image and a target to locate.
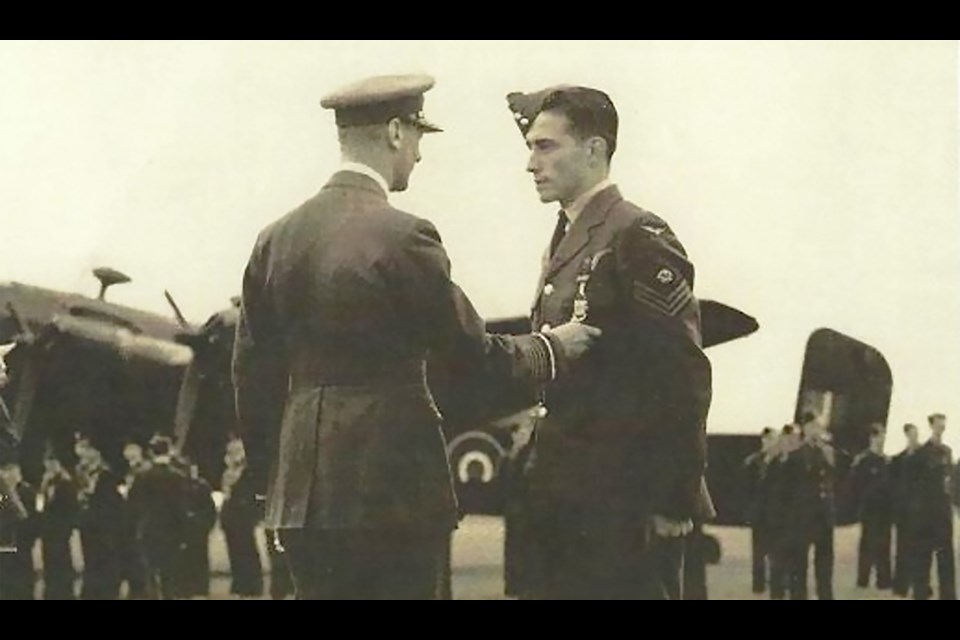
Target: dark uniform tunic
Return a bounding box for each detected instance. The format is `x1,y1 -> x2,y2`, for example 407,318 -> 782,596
910,441 -> 956,600
851,449 -> 893,589
763,454 -> 796,600
232,170 -> 559,600
118,460 -> 151,599
180,474 -> 216,598
523,184 -> 712,600
39,469 -> 78,600
220,465 -> 263,598
75,461 -> 123,600
0,480 -> 37,600
127,461 -> 189,600
0,398 -> 22,554
780,441 -> 836,600
744,448 -> 772,594
890,446 -> 922,596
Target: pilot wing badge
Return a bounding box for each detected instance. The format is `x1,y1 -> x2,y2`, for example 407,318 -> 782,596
634,264 -> 693,318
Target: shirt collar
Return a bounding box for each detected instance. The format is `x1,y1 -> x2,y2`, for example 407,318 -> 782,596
339,161 -> 390,197
563,177 -> 614,226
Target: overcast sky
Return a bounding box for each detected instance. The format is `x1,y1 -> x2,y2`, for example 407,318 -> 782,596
1,41 -> 957,450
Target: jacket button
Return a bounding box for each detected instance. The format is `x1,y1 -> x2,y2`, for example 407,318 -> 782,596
543,283 -> 554,296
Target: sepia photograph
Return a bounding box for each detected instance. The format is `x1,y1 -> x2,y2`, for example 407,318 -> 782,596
1,40 -> 958,600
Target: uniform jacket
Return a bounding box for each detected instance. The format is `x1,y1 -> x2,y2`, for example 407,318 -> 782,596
891,447 -> 922,522
743,450 -> 770,525
184,476 -> 216,536
0,399 -> 23,551
525,185 -> 712,521
233,171 -> 558,531
76,462 -> 123,541
127,462 -> 189,547
779,441 -> 836,535
851,449 -> 892,522
39,470 -> 78,538
911,441 -> 955,523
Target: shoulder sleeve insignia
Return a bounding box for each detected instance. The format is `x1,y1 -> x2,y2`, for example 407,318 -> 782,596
656,267 -> 675,285
633,263 -> 693,318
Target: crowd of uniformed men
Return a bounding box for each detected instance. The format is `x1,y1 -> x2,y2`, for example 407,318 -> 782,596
745,412 -> 957,600
0,426 -> 292,600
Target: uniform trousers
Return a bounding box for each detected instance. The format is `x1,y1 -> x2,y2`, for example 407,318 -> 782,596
278,527 -> 448,600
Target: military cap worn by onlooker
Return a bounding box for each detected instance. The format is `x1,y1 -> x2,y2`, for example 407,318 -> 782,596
503,84 -> 713,600
320,74 -> 443,132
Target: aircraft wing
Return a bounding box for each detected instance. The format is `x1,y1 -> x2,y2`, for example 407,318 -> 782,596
700,299 -> 759,348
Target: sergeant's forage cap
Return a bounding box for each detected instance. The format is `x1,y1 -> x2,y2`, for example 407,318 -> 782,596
506,85 -> 618,154
321,74 -> 443,133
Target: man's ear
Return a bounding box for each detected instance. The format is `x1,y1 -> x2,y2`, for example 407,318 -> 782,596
387,118 -> 404,150
587,136 -> 608,164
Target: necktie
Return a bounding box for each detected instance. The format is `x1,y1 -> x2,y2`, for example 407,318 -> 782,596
549,210 -> 569,259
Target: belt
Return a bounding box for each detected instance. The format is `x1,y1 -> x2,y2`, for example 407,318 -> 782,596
289,357 -> 427,388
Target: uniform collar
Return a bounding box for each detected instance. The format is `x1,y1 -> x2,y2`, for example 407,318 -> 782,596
338,161 -> 390,198
563,177 -> 614,226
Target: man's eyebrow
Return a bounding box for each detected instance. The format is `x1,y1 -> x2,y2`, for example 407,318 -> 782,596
525,135 -> 553,149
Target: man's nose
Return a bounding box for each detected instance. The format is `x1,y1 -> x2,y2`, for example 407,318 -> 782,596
526,153 -> 539,173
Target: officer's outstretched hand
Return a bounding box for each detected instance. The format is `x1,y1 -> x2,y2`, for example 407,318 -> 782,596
546,322 -> 602,360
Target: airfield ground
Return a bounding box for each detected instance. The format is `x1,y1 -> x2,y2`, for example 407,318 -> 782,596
30,515 -> 958,600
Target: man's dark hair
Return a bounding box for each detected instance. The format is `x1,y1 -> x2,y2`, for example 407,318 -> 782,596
869,424 -> 886,438
540,87 -> 619,162
903,423 -> 918,434
148,435 -> 173,458
928,413 -> 946,424
799,411 -> 817,425
761,426 -> 775,437
781,424 -> 795,435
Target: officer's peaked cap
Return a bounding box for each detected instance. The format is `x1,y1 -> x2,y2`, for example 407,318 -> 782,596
321,74 -> 442,133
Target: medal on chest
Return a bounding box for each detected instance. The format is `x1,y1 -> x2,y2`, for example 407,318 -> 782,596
568,248 -> 613,324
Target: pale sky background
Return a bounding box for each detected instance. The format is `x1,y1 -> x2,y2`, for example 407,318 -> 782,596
1,41 -> 957,451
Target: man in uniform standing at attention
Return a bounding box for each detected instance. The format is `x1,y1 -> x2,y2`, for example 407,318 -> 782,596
912,413 -> 956,600
127,436 -> 189,600
891,422 -> 922,597
781,413 -> 836,600
851,424 -> 893,590
504,86 -> 713,600
744,426 -> 778,594
0,342 -> 27,599
232,74 -> 599,601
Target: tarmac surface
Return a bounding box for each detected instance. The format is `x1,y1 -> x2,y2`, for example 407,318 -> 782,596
27,515 -> 960,599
